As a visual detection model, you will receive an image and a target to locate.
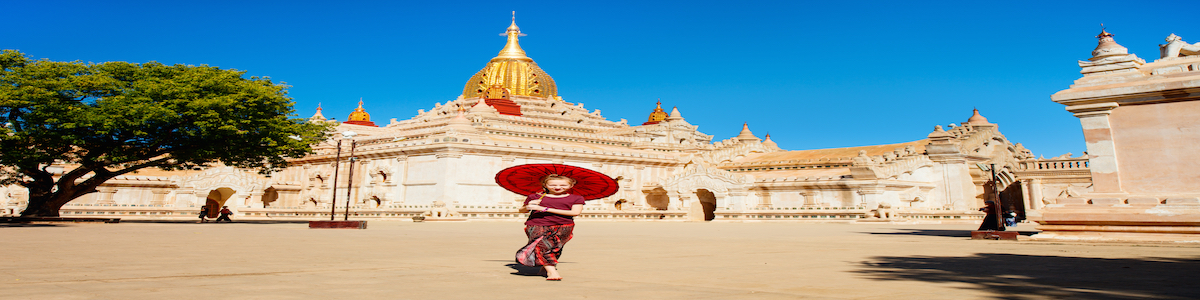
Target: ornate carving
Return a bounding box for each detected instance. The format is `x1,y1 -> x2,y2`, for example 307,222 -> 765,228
660,163 -> 751,194
1161,34 -> 1200,58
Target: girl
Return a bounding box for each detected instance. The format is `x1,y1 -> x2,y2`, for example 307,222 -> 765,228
517,174 -> 586,281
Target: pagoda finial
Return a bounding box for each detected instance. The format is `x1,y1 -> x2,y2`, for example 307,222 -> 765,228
737,122 -> 760,142
496,12 -> 529,59
309,103 -> 327,121
644,99 -> 668,124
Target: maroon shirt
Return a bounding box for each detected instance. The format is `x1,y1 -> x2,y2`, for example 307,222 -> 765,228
524,193 -> 586,226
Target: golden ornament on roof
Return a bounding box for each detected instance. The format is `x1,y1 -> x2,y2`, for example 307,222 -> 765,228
348,99 -> 370,122
647,101 -> 668,123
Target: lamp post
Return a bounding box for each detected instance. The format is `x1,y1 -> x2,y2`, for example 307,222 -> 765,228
343,133 -> 358,221
307,130 -> 367,229
327,131 -> 358,221
990,163 -> 1004,231
328,139 -> 343,221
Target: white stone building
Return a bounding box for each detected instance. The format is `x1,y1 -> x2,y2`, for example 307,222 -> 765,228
5,19 -> 1087,222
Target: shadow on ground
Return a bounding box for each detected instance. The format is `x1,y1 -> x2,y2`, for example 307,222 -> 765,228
0,223 -> 64,228
505,263 -> 544,277
124,220 -> 311,224
866,229 -> 1039,238
855,253 -> 1200,299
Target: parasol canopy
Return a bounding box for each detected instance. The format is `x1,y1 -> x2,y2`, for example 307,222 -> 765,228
494,164 -> 619,200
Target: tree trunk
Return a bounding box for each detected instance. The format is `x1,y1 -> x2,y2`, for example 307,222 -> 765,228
19,189 -> 93,218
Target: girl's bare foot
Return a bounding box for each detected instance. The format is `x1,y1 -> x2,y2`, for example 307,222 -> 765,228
544,265 -> 562,281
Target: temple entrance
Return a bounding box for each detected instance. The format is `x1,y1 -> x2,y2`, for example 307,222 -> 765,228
645,187 -> 669,210
696,189 -> 717,221
204,188 -> 235,218
368,196 -> 382,208
260,187 -> 278,207
1000,183 -> 1026,222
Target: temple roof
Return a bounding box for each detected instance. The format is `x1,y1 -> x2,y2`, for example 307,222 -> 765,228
462,12 -> 558,100
733,139 -> 929,163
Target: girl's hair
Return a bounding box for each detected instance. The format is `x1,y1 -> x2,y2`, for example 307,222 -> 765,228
541,174 -> 577,192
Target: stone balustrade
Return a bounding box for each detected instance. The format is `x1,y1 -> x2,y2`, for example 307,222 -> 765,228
1017,158 -> 1090,171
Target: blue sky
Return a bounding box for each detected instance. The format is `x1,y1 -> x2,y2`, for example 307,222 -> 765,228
5,0 -> 1197,157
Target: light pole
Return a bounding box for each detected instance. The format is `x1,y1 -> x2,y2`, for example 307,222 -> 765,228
343,134 -> 358,221
327,131 -> 357,221
990,163 -> 1004,231
328,140 -> 342,221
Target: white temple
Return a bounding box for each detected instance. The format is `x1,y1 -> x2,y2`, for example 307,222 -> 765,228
3,18 -> 1093,222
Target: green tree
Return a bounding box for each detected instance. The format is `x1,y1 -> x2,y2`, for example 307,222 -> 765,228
0,50 -> 330,217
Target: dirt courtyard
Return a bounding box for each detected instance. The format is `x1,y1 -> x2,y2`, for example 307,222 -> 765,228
2,220 -> 1197,299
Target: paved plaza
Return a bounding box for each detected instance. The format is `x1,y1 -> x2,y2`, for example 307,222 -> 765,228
2,220 -> 1198,299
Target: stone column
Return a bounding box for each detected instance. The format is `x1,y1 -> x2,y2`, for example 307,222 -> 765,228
666,192 -> 682,211
174,189 -> 198,207
857,187 -> 884,209
1027,179 -> 1044,210
247,191 -> 265,208
1067,102 -> 1123,193
756,190 -> 772,209
728,190 -> 748,211
150,190 -> 171,206
713,192 -> 730,210
96,188 -> 118,205
800,191 -> 817,207
395,156 -> 408,205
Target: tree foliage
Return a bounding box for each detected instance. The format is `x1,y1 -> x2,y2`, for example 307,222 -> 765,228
0,50 -> 330,217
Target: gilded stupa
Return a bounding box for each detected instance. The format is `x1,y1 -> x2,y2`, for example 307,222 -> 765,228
462,12 -> 557,100
343,98 -> 377,127
643,100 -> 669,125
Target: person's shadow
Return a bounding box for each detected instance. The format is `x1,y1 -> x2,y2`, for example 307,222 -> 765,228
505,263 -> 545,277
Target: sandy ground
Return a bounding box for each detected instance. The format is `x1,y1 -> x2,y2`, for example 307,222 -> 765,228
1,220 -> 1198,300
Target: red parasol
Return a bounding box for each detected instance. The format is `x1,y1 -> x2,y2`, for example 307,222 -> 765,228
495,164 -> 619,200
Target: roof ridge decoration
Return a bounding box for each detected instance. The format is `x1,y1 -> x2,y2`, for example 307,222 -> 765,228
736,123 -> 760,142
309,103 -> 326,122
1077,26 -> 1145,80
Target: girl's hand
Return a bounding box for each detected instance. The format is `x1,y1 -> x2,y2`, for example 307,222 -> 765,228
526,204 -> 544,211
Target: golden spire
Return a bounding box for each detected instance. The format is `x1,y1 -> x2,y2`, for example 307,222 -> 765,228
495,11 -> 529,60
349,98 -> 371,122
646,100 -> 668,123
462,13 -> 557,100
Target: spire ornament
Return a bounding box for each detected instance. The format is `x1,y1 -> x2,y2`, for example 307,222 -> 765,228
462,13 -> 557,100
1077,25 -> 1145,79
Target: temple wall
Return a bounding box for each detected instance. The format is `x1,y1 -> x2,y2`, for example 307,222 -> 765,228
1107,101 -> 1200,195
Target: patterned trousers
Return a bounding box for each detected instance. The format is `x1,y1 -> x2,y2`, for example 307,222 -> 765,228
516,224 -> 575,267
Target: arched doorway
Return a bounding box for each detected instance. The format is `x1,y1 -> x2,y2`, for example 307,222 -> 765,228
205,188 -> 235,218
696,189 -> 717,221
1000,183 -> 1026,222
260,187 -> 278,208
368,196 -> 381,208
645,187 -> 669,210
